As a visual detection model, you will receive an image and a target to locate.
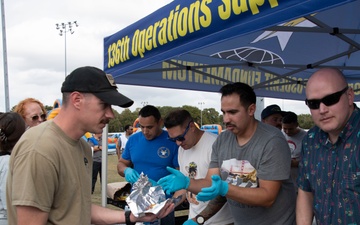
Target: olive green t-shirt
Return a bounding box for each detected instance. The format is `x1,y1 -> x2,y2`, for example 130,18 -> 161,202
6,121 -> 93,225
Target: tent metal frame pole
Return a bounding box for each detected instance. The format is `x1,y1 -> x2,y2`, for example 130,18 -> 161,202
253,15 -> 360,89
253,48 -> 359,89
267,26 -> 360,35
304,16 -> 360,50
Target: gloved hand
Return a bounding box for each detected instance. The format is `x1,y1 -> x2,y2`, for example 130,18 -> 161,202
149,178 -> 158,187
124,167 -> 140,184
196,175 -> 228,202
157,167 -> 190,195
183,219 -> 197,225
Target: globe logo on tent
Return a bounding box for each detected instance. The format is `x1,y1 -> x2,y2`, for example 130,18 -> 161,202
211,46 -> 284,65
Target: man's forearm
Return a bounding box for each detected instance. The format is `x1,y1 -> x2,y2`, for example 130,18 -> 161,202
197,195 -> 227,220
187,178 -> 212,194
17,205 -> 49,225
117,161 -> 128,176
296,189 -> 314,225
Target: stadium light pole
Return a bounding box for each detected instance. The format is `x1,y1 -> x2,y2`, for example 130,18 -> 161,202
55,21 -> 78,78
1,0 -> 10,112
198,102 -> 205,127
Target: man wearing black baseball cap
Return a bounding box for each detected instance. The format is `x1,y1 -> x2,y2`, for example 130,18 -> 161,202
61,66 -> 134,107
6,66 -> 174,225
261,104 -> 287,130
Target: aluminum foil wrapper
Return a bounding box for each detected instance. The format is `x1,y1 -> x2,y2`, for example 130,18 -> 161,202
126,173 -> 172,217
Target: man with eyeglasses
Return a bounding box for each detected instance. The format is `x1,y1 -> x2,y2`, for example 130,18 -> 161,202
13,97 -> 47,128
297,68 -> 360,225
158,82 -> 296,225
163,109 -> 234,225
117,105 -> 179,225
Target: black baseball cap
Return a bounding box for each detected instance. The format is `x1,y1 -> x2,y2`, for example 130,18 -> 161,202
61,66 -> 134,108
261,104 -> 286,120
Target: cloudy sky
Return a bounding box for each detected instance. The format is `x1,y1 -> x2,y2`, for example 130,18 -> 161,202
0,0 -> 311,117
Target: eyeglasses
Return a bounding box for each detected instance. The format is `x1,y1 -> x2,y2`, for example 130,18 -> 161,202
305,86 -> 348,110
168,121 -> 192,142
29,114 -> 47,121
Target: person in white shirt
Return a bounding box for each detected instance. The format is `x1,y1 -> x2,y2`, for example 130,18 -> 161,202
281,111 -> 307,191
164,109 -> 234,225
116,124 -> 133,159
0,112 -> 26,225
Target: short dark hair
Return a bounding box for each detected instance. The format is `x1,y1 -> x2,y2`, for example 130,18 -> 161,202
0,112 -> 26,153
164,109 -> 193,129
219,82 -> 256,108
282,111 -> 298,124
139,105 -> 161,122
124,124 -> 131,131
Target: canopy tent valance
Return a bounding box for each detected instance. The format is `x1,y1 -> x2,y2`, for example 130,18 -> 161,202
104,0 -> 360,101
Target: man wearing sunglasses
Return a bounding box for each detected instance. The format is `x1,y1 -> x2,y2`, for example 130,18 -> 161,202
297,68 -> 360,225
158,82 -> 296,225
164,109 -> 234,225
117,105 -> 179,225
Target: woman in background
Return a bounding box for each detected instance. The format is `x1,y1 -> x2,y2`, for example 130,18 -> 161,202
13,98 -> 46,128
0,112 -> 26,225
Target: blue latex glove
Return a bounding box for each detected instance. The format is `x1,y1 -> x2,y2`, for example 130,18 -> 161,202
157,167 -> 190,195
196,175 -> 229,202
124,167 -> 140,184
149,178 -> 158,187
183,219 -> 197,225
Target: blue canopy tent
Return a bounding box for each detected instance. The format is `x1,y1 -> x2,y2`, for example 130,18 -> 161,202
101,0 -> 360,208
103,0 -> 360,101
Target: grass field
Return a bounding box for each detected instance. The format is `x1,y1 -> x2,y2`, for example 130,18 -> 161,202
91,154 -> 124,209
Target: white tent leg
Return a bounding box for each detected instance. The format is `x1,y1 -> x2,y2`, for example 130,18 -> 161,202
101,125 -> 109,207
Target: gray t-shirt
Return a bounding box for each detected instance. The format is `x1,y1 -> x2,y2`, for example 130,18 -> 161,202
88,136 -> 102,162
210,122 -> 296,225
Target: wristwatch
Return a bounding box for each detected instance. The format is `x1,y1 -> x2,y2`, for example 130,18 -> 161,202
195,215 -> 205,224
125,210 -> 136,225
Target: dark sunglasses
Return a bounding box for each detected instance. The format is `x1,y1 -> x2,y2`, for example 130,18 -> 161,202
168,121 -> 192,142
305,86 -> 348,110
30,114 -> 47,121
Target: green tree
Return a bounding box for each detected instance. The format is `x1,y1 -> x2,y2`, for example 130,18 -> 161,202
119,108 -> 138,130
158,106 -> 177,119
219,114 -> 223,127
108,108 -> 139,132
44,105 -> 53,113
108,109 -> 121,132
182,105 -> 201,124
298,114 -> 314,129
202,108 -> 220,125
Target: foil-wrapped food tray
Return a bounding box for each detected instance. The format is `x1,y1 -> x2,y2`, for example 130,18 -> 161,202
126,173 -> 181,217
